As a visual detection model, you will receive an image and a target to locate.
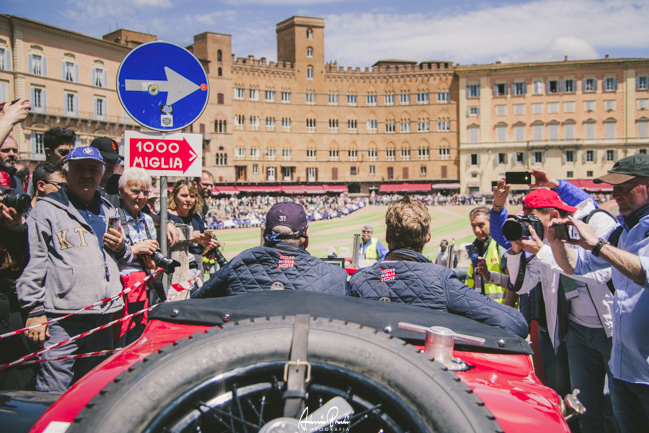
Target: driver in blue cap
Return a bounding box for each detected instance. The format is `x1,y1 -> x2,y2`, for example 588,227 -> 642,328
192,201 -> 349,298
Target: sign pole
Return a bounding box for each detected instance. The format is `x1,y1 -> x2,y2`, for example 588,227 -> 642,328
160,175 -> 168,292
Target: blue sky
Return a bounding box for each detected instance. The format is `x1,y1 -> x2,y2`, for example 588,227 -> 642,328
5,0 -> 649,67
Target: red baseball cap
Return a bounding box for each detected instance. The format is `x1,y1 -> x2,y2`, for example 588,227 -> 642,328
523,189 -> 577,213
0,171 -> 11,188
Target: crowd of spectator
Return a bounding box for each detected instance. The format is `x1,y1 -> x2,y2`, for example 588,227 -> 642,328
202,194 -> 369,229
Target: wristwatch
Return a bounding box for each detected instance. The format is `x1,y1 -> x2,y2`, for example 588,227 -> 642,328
592,237 -> 609,257
492,205 -> 504,212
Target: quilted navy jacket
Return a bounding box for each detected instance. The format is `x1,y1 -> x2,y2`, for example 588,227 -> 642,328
348,249 -> 529,338
192,242 -> 350,298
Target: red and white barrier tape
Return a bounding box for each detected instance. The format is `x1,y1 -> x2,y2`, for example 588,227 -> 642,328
0,273 -> 202,371
0,268 -> 163,340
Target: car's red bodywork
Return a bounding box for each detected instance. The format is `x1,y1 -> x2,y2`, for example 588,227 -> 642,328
29,319 -> 569,433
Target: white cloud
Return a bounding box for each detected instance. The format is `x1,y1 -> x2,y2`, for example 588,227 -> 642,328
321,0 -> 649,67
223,0 -> 346,5
133,0 -> 172,7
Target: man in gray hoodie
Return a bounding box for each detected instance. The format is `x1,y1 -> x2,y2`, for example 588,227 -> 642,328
17,146 -> 132,393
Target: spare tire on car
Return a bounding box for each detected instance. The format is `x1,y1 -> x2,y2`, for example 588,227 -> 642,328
70,316 -> 503,433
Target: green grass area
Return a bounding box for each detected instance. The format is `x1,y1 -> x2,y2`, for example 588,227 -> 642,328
215,206 -> 475,261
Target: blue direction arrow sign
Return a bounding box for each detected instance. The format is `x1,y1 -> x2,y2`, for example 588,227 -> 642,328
117,41 -> 209,132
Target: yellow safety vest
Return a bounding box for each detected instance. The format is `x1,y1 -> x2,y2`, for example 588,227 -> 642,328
466,239 -> 508,304
361,238 -> 379,261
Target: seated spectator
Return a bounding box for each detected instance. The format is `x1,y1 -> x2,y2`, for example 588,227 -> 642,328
348,196 -> 528,338
192,202 -> 349,298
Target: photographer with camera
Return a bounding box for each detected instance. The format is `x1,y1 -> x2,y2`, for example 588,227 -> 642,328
114,168 -> 178,345
0,98 -> 36,390
549,154 -> 649,433
504,187 -> 617,433
17,146 -> 132,393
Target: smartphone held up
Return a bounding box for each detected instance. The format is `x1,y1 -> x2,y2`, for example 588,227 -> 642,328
505,172 -> 532,185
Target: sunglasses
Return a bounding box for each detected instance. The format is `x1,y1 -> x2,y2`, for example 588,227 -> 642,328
200,182 -> 214,188
129,188 -> 151,197
57,148 -> 71,157
44,180 -> 67,188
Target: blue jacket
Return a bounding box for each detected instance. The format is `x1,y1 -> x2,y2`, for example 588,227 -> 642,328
192,242 -> 350,298
348,249 -> 529,338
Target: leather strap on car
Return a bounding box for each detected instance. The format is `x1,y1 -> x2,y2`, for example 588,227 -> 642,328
283,314 -> 311,418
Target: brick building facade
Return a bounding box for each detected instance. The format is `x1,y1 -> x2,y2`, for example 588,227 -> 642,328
1,13 -> 648,195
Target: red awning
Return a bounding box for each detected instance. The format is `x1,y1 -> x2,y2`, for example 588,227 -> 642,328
432,183 -> 460,190
323,184 -> 348,193
567,179 -> 612,192
236,185 -> 283,193
282,185 -> 326,194
212,186 -> 239,195
379,183 -> 432,193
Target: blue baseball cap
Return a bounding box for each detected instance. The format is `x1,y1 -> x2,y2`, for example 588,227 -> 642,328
65,146 -> 105,165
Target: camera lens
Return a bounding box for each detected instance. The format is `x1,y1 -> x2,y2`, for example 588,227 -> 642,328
2,191 -> 32,214
502,220 -> 524,242
151,251 -> 180,274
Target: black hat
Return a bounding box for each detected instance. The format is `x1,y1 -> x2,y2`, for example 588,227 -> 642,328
265,202 -> 308,238
594,154 -> 649,184
90,137 -> 123,163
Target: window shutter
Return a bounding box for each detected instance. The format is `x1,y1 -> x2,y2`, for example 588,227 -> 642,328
476,85 -> 480,98
493,83 -> 498,96
92,68 -> 96,86
593,79 -> 598,92
541,151 -> 546,163
30,87 -> 34,105
637,76 -> 641,90
582,150 -> 587,163
562,151 -> 567,163
614,77 -> 618,91
74,94 -> 79,116
614,150 -> 619,161
41,57 -> 47,76
546,81 -> 550,94
523,82 -> 527,95
103,70 -> 108,87
30,132 -> 35,154
0,83 -> 6,102
5,50 -> 11,71
28,54 -> 33,74
43,89 -> 47,114
75,64 -> 79,82
505,83 -> 509,96
93,98 -> 97,118
61,60 -> 65,80
315,167 -> 318,181
477,154 -> 481,165
466,108 -> 471,116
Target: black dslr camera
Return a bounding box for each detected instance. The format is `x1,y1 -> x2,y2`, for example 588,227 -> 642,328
150,251 -> 180,274
0,186 -> 31,214
502,214 -> 545,241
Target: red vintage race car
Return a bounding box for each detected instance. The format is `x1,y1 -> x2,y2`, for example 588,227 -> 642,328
0,291 -> 580,433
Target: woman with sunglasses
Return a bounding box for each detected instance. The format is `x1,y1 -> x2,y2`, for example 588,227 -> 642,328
167,180 -> 215,294
114,168 -> 158,345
